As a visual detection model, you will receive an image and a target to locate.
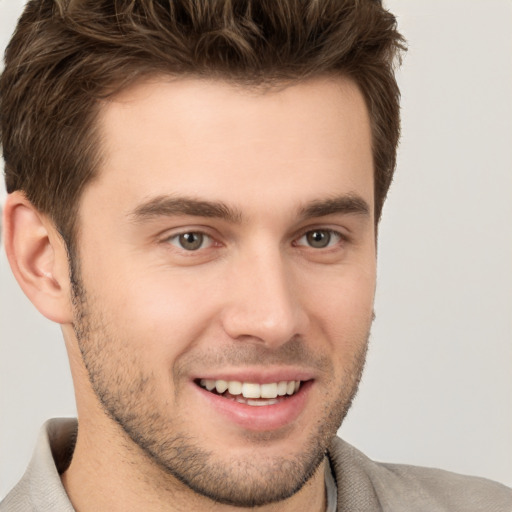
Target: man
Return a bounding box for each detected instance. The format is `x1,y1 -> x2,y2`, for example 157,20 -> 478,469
0,1 -> 510,511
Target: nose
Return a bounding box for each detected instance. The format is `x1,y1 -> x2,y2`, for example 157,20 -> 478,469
220,246 -> 308,348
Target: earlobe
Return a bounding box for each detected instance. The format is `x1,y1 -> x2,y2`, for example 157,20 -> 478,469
3,191 -> 74,324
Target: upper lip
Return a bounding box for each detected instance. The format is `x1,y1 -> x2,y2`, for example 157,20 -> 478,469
191,367 -> 316,384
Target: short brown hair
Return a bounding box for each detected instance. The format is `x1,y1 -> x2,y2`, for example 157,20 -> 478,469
1,0 -> 405,247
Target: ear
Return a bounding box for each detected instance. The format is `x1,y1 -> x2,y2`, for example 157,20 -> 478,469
3,191 -> 74,324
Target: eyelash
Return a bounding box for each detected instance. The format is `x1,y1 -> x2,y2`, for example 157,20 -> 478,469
165,231 -> 216,251
293,228 -> 345,250
163,228 -> 346,252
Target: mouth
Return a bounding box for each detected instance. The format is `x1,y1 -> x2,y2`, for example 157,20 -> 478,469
195,378 -> 303,407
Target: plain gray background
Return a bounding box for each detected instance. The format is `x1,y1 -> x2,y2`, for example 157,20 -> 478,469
1,0 -> 511,498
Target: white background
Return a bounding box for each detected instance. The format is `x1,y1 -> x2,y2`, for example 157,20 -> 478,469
1,0 -> 511,499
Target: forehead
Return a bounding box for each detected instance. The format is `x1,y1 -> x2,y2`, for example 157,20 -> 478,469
86,75 -> 373,220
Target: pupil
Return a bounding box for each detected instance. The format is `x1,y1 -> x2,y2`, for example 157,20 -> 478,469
179,233 -> 203,250
307,230 -> 330,248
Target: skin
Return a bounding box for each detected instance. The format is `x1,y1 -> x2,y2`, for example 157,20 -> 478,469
4,76 -> 376,511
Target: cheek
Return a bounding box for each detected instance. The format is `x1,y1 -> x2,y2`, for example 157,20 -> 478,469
81,258 -> 221,369
304,262 -> 375,318
300,264 -> 375,354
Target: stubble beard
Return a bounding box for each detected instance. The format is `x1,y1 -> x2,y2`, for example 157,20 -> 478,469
70,266 -> 370,508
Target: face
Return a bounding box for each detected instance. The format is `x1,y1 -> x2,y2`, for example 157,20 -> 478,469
70,76 -> 376,507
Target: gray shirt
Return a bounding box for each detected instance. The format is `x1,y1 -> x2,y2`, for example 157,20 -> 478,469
1,418 -> 511,511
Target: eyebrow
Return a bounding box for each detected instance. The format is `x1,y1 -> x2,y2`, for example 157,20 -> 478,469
130,196 -> 243,223
298,194 -> 370,220
129,193 -> 370,224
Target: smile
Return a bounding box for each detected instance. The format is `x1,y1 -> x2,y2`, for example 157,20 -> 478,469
197,379 -> 302,406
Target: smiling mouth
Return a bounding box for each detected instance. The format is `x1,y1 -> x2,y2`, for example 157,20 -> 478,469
196,379 -> 303,406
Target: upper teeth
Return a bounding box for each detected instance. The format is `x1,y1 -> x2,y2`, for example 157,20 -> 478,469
199,379 -> 301,398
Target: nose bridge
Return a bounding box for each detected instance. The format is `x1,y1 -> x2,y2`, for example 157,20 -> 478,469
221,242 -> 305,346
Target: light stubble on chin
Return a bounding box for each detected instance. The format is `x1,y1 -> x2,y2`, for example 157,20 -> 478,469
69,265 -> 369,507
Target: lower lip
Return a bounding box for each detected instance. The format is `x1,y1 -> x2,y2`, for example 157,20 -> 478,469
194,381 -> 313,431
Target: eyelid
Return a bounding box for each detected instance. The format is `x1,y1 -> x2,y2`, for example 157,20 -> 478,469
157,224 -> 215,240
168,232 -> 213,250
157,224 -> 347,251
159,227 -> 220,250
293,227 -> 347,246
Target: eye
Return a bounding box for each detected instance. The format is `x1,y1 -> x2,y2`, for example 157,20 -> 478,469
295,229 -> 342,249
167,232 -> 213,251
